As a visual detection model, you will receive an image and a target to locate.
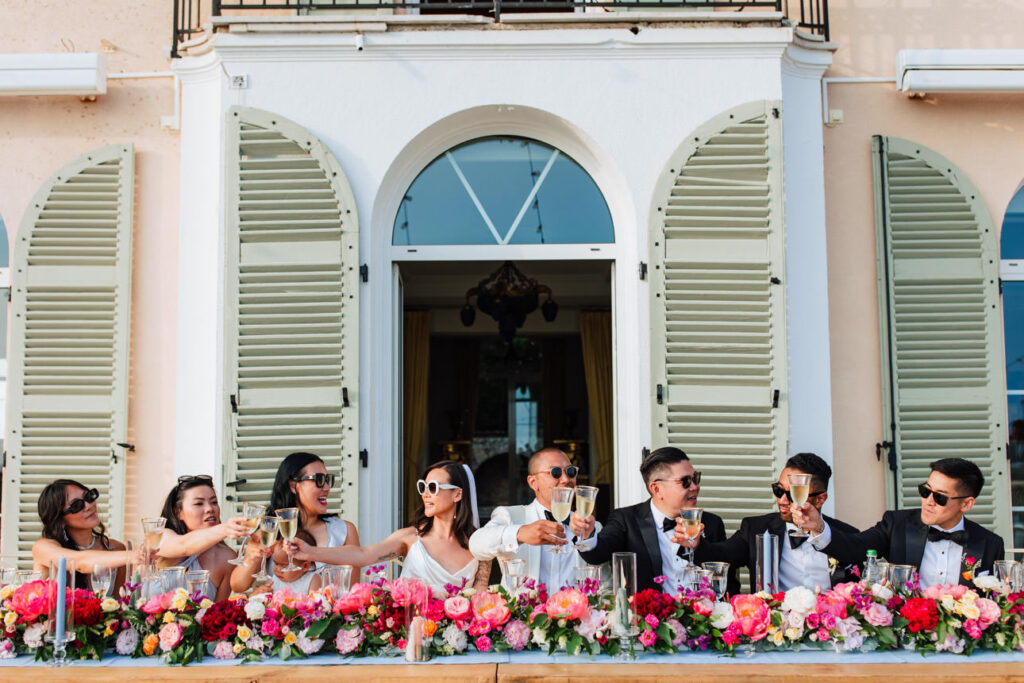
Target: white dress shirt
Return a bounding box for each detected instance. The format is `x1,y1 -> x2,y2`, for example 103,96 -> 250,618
649,501 -> 691,595
779,522 -> 832,592
920,518 -> 965,589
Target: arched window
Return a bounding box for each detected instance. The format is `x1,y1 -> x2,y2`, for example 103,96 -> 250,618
393,136 -> 613,246
1000,185 -> 1024,553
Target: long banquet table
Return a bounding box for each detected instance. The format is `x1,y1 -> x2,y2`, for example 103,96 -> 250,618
4,649 -> 1024,682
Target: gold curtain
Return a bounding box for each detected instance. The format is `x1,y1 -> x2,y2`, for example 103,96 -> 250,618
580,311 -> 614,484
403,310 -> 431,521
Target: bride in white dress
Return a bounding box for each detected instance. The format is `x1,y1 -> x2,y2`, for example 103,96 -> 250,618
290,460 -> 489,592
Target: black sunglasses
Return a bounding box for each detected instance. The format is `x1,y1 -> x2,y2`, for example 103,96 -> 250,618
531,466 -> 579,480
918,483 -> 969,507
293,473 -> 336,489
771,482 -> 826,501
177,474 -> 214,486
654,472 -> 702,489
63,488 -> 100,515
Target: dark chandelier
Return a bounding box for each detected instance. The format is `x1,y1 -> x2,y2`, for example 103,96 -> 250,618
460,261 -> 558,342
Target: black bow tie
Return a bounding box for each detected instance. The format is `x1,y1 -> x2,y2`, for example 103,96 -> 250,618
927,527 -> 968,546
662,516 -> 676,533
544,510 -> 557,523
788,531 -> 807,550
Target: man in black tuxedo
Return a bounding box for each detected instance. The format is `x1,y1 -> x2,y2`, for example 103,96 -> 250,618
795,458 -> 1004,588
694,453 -> 858,594
578,446 -> 726,593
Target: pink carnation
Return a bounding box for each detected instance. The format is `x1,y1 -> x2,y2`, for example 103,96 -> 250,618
335,626 -> 364,654
964,619 -> 983,640
158,622 -> 184,651
863,603 -> 892,627
475,635 -> 492,652
468,619 -> 492,636
261,618 -> 281,638
503,619 -> 530,651
639,629 -> 657,647
212,640 -> 235,660
976,598 -> 1000,629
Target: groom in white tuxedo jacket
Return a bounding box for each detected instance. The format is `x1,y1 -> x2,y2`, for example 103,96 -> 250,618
469,448 -> 600,592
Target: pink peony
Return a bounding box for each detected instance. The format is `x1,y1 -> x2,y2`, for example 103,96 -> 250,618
158,622 -> 184,651
691,598 -> 713,617
141,591 -> 175,615
503,619 -> 530,651
964,619 -> 983,640
335,626 -> 364,655
544,589 -> 589,621
468,619 -> 492,636
815,592 -> 848,620
475,635 -> 492,652
334,583 -> 374,615
976,598 -> 1001,629
638,629 -> 657,647
665,618 -> 687,647
261,618 -> 281,638
731,594 -> 770,642
444,595 -> 472,621
471,591 -> 512,628
574,607 -> 609,641
390,578 -> 429,608
212,640 -> 235,659
9,580 -> 54,621
863,603 -> 893,627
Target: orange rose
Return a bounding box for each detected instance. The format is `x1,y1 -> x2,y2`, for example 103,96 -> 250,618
423,619 -> 438,638
142,633 -> 160,656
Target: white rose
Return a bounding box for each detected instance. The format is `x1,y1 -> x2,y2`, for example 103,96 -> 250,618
972,574 -> 1002,593
870,583 -> 893,601
101,597 -> 120,613
531,627 -> 548,645
710,601 -> 734,629
244,600 -> 266,621
23,623 -> 46,649
781,586 -> 816,615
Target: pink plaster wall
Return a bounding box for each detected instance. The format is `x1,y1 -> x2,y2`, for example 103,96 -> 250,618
0,0 -> 180,537
823,0 -> 1024,528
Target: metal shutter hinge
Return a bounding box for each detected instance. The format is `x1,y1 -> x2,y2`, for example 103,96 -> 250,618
770,276 -> 782,285
359,449 -> 368,468
772,107 -> 780,119
875,441 -> 892,461
226,479 -> 247,488
656,384 -> 664,404
116,442 -> 136,452
772,389 -> 780,408
343,387 -> 350,407
360,264 -> 369,283
639,262 -> 648,280
230,394 -> 238,414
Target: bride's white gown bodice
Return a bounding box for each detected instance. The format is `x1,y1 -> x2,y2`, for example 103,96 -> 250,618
400,538 -> 478,590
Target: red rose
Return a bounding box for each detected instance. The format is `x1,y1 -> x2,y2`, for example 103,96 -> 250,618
633,589 -> 676,621
899,597 -> 940,633
72,595 -> 103,627
200,599 -> 248,642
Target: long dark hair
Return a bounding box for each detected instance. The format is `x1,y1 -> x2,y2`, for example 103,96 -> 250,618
410,460 -> 475,549
268,452 -> 336,524
37,479 -> 111,551
160,478 -> 219,535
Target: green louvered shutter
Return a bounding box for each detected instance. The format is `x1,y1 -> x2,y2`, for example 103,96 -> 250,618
1,145 -> 134,565
223,107 -> 360,521
650,101 -> 788,533
873,136 -> 1010,541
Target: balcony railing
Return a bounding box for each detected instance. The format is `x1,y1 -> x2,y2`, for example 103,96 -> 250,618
173,0 -> 828,57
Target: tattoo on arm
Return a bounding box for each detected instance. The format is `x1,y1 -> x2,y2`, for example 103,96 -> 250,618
473,560 -> 491,588
375,552 -> 399,563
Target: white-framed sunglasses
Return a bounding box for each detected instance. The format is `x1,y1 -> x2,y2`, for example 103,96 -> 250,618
416,479 -> 461,496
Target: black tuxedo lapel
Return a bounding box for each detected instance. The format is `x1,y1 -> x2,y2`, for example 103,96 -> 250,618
905,513 -> 928,568
637,503 -> 664,579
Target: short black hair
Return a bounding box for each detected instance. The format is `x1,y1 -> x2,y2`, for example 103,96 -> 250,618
641,446 -> 689,490
929,458 -> 984,498
784,452 -> 832,492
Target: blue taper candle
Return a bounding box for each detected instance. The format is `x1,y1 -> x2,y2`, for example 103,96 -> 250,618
55,557 -> 67,645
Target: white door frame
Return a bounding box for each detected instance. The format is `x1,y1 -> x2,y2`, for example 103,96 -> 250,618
363,114 -> 644,544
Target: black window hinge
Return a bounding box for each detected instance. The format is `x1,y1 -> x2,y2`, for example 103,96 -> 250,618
343,387 -> 350,408
360,264 -> 369,283
656,384 -> 664,404
359,449 -> 368,468
770,276 -> 782,285
772,389 -> 780,408
875,441 -> 892,462
639,262 -> 648,281
772,107 -> 780,119
230,394 -> 238,414
116,442 -> 135,452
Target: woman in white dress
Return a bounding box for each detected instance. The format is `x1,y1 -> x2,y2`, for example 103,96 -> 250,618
290,460 -> 489,592
231,452 -> 359,593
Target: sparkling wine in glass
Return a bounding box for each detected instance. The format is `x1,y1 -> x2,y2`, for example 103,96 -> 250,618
253,516 -> 280,583
276,508 -> 301,571
548,487 -> 575,555
91,566 -> 113,597
573,485 -> 598,550
787,473 -> 813,537
229,501 -> 267,566
141,517 -> 166,580
679,507 -> 702,563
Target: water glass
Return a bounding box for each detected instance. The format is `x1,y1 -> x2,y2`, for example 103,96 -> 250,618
91,565 -> 113,597
15,570 -> 41,586
702,561 -> 730,599
504,558 -> 526,596
876,559 -> 891,584
321,565 -> 353,600
993,560 -> 1017,587
689,567 -> 713,592
185,569 -> 211,600
890,564 -> 917,593
160,566 -> 186,592
574,563 -> 601,589
1010,562 -> 1023,592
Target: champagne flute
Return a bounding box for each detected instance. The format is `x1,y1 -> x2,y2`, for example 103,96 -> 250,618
548,487 -> 575,555
276,508 -> 301,571
573,485 -> 599,550
787,474 -> 813,537
253,516 -> 280,583
679,507 -> 703,564
229,502 -> 267,566
91,565 -> 113,597
505,558 -> 526,597
141,517 -> 166,581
